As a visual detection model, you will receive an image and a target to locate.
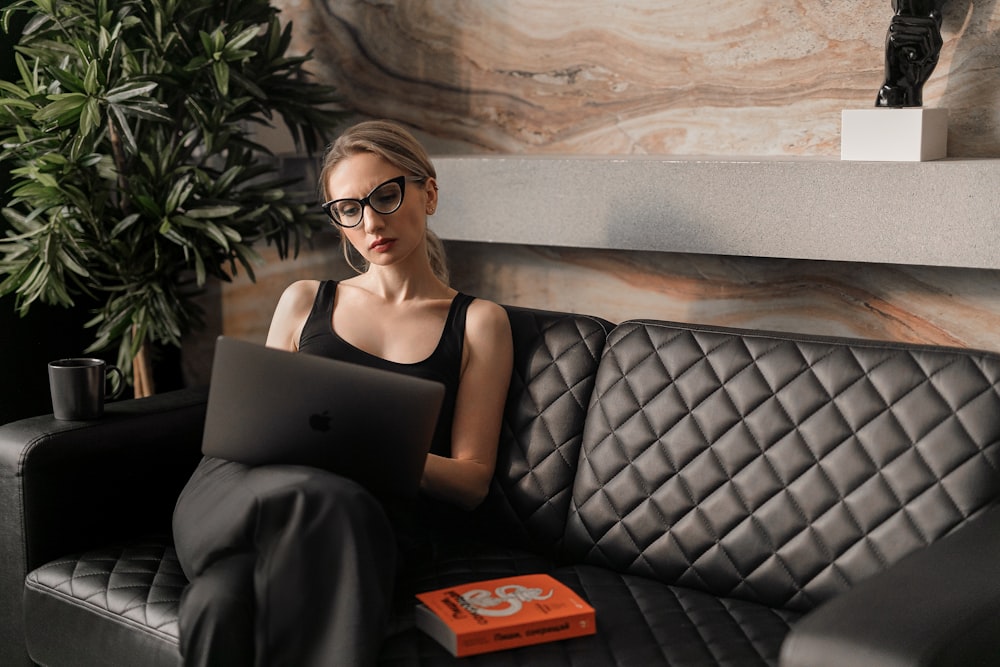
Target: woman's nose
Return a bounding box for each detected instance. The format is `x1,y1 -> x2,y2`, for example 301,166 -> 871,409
362,206 -> 385,233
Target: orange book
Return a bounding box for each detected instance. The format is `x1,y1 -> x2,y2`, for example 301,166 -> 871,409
414,573 -> 596,657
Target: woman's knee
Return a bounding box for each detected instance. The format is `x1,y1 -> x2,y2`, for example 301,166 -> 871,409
251,466 -> 393,537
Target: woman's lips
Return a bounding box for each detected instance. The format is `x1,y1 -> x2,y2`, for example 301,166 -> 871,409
369,238 -> 395,252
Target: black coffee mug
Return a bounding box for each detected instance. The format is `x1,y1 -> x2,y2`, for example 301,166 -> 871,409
48,358 -> 125,420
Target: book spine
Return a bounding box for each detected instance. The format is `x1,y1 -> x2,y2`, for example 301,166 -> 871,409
456,610 -> 595,657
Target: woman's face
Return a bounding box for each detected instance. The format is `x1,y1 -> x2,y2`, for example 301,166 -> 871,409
324,152 -> 437,272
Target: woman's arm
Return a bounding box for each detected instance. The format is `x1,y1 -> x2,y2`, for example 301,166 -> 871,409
420,299 -> 513,511
265,280 -> 320,351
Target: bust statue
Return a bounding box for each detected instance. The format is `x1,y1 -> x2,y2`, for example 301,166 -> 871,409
876,0 -> 946,107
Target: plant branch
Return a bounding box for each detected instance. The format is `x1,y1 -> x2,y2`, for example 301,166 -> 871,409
0,0 -> 345,390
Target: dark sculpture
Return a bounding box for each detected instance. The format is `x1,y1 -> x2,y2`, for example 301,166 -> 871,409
876,0 -> 946,107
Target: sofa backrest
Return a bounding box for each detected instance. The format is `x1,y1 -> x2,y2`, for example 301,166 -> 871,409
477,306 -> 612,556
563,319 -> 1000,612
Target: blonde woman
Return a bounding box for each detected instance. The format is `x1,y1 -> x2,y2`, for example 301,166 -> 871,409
173,121 -> 513,666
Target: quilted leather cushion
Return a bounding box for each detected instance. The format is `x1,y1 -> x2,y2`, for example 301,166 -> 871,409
381,563 -> 800,666
477,307 -> 611,554
565,320 -> 1000,612
26,541 -> 798,667
23,541 -> 183,667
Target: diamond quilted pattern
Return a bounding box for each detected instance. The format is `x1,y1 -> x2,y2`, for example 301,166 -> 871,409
565,321 -> 1000,612
380,563 -> 800,666
26,541 -> 184,640
478,307 -> 611,553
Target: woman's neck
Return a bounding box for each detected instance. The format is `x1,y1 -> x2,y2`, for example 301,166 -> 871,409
349,263 -> 452,304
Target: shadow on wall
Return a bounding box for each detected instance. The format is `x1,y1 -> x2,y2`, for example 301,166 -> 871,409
941,0 -> 1000,155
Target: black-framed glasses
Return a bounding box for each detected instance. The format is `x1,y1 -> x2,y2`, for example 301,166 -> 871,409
321,175 -> 425,228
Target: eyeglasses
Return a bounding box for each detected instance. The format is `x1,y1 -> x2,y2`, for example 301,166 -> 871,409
321,175 -> 425,228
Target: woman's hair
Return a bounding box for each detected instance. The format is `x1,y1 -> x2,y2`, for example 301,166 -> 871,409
319,120 -> 449,283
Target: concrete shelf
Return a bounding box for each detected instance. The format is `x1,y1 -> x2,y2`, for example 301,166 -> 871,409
431,156 -> 1000,270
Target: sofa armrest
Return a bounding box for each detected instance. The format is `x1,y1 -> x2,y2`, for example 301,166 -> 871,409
780,504 -> 1000,667
0,386 -> 207,667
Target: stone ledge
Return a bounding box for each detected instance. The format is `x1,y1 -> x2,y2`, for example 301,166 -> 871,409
429,156 -> 1000,270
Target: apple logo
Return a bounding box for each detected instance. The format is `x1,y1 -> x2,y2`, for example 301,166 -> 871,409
309,410 -> 332,432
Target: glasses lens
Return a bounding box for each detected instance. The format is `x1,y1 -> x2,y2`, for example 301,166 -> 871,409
331,200 -> 363,226
369,181 -> 403,215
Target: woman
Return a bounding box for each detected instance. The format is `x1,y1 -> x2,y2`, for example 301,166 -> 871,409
172,120 -> 514,667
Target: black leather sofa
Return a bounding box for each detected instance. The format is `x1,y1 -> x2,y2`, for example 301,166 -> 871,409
3,306 -> 1000,666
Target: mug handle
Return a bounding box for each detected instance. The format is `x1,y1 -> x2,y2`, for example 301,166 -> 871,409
106,365 -> 125,401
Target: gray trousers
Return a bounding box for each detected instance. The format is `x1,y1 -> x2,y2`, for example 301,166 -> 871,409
172,457 -> 397,667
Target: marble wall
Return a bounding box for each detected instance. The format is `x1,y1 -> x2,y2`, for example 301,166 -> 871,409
197,0 -> 1000,376
288,0 -> 1000,157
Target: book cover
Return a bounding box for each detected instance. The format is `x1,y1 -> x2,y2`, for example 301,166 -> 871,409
414,573 -> 596,657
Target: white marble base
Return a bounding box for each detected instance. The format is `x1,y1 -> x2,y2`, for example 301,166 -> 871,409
841,108 -> 948,162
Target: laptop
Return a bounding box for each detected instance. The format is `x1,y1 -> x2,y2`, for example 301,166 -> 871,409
201,336 -> 445,498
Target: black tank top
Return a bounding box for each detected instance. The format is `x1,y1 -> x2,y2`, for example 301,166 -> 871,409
298,280 -> 473,458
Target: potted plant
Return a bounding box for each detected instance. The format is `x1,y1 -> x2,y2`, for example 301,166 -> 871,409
0,0 -> 343,395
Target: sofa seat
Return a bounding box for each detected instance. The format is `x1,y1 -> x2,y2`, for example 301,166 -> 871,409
24,539 -> 185,667
26,536 -> 801,667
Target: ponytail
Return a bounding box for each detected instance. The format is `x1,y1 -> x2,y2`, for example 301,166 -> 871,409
425,228 -> 450,284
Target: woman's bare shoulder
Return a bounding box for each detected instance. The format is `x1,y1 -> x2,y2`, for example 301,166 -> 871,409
266,280 -> 322,350
282,279 -> 321,297
465,298 -> 512,347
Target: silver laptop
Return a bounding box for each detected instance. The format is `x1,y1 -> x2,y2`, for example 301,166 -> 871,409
201,336 -> 445,497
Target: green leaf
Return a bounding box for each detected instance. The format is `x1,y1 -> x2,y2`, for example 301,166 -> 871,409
83,60 -> 99,95
13,53 -> 34,92
219,224 -> 242,242
0,98 -> 37,112
198,30 -> 214,57
113,99 -> 171,123
158,219 -> 189,247
212,60 -> 230,96
185,205 -> 241,219
108,104 -> 138,155
165,178 -> 193,213
133,194 -> 161,218
105,81 -> 158,103
211,28 -> 226,54
79,97 -> 101,137
227,26 -> 260,52
47,66 -> 87,95
193,249 -> 206,286
34,93 -> 88,125
30,0 -> 54,16
0,79 -> 30,99
56,247 -> 90,277
201,221 -> 229,249
227,69 -> 266,100
109,213 -> 140,237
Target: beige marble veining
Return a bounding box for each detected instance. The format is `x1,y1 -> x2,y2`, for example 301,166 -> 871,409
444,242 -> 1000,352
278,0 -> 1000,157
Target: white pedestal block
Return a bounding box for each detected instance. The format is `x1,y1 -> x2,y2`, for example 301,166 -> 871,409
841,108 -> 948,162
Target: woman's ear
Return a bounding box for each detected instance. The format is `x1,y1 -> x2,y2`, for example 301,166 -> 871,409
425,177 -> 438,215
